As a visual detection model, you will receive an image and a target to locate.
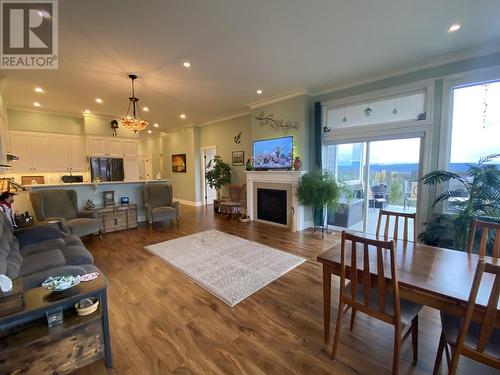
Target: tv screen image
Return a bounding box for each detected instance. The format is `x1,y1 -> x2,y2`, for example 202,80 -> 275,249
253,136 -> 293,169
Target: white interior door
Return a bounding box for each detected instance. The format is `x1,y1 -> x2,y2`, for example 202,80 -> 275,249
201,147 -> 217,205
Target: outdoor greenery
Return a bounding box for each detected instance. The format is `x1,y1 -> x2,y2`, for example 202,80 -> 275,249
297,169 -> 340,226
418,154 -> 500,251
388,177 -> 404,206
205,155 -> 232,199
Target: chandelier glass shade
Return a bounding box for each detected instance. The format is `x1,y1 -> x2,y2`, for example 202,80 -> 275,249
120,74 -> 149,132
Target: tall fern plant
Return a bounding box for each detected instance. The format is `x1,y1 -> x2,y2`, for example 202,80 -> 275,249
419,154 -> 500,250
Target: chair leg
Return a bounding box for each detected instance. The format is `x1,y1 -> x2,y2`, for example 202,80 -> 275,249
149,221 -> 152,231
99,231 -> 102,240
349,308 -> 357,331
448,346 -> 461,375
331,301 -> 344,361
411,316 -> 418,365
393,325 -> 401,375
433,332 -> 445,375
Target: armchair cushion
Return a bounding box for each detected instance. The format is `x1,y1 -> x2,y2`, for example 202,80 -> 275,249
66,218 -> 100,238
151,206 -> 178,220
145,183 -> 173,208
31,190 -> 78,220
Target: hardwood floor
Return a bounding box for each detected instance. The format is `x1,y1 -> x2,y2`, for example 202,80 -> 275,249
75,205 -> 495,375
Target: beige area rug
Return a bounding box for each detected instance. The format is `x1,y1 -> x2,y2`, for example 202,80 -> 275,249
144,230 -> 305,307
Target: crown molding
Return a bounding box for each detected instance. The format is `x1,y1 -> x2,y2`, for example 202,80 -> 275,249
198,110 -> 251,127
246,89 -> 310,109
311,43 -> 500,97
7,105 -> 85,119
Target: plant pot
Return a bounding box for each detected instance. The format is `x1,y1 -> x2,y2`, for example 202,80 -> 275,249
213,199 -> 219,213
313,207 -> 325,227
239,216 -> 250,223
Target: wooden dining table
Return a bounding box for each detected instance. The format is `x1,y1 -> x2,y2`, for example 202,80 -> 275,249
317,235 -> 500,343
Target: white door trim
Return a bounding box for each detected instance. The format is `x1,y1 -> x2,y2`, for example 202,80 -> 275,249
200,146 -> 217,206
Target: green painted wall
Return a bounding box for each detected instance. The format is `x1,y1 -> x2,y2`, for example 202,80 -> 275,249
199,114 -> 252,186
162,127 -> 199,203
7,109 -> 83,135
84,115 -> 139,138
251,95 -> 311,170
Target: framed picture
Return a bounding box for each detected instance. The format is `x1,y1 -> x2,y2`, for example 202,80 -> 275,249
103,191 -> 115,207
232,151 -> 244,166
172,154 -> 187,173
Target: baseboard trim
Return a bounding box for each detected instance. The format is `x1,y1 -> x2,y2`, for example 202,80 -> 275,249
173,198 -> 203,207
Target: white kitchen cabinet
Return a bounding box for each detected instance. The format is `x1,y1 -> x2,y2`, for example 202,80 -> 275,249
68,136 -> 86,171
87,137 -> 106,156
50,135 -> 70,172
9,132 -> 32,172
10,132 -> 51,172
105,138 -> 122,157
123,157 -> 140,181
121,140 -> 138,157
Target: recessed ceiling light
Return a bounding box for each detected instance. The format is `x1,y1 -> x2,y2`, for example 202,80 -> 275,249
183,62 -> 191,68
147,129 -> 152,134
84,109 -> 91,114
95,98 -> 103,103
142,107 -> 149,112
153,123 -> 159,128
180,113 -> 186,119
256,89 -> 263,95
33,102 -> 41,107
448,24 -> 461,32
34,87 -> 44,93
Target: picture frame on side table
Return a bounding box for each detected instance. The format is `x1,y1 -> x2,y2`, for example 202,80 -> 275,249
103,191 -> 115,207
172,154 -> 187,173
232,151 -> 244,166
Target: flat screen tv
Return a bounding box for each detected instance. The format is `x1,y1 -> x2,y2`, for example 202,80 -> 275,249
252,136 -> 293,169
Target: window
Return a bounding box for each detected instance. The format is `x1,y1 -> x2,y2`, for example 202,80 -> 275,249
324,143 -> 363,183
326,91 -> 426,130
449,81 -> 500,171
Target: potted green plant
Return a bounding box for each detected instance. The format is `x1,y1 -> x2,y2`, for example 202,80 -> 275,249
419,154 -> 500,251
297,169 -> 340,238
205,155 -> 232,212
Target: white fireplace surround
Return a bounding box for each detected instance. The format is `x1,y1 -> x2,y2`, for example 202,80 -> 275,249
246,171 -> 311,232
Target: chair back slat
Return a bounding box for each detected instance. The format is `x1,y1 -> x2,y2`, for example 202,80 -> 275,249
467,219 -> 500,258
341,232 -> 396,323
363,243 -> 371,307
454,261 -> 500,358
376,210 -> 416,242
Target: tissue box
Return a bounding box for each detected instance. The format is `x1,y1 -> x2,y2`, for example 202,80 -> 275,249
0,278 -> 24,317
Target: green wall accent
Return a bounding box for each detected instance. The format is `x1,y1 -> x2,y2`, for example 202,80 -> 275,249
84,115 -> 139,138
7,109 -> 83,135
251,95 -> 310,170
199,114 -> 252,187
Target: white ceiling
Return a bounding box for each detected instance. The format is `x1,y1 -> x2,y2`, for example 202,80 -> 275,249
2,0 -> 500,133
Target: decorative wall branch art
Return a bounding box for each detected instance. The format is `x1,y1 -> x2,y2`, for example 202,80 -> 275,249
234,131 -> 241,144
254,112 -> 299,132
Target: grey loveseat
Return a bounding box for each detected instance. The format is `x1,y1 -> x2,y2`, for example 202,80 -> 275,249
0,214 -> 99,289
29,189 -> 101,238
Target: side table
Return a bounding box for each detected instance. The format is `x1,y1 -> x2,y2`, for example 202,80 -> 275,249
0,275 -> 112,374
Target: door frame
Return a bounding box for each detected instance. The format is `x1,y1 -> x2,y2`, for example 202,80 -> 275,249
200,146 -> 217,206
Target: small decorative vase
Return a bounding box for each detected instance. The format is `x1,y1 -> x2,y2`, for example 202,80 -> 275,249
293,156 -> 302,171
245,159 -> 253,171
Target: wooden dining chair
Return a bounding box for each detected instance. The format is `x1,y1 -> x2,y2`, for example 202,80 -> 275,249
467,219 -> 500,258
376,210 -> 417,242
433,260 -> 500,374
332,231 -> 422,374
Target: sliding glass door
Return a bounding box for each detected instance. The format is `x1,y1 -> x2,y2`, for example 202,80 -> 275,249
325,137 -> 421,238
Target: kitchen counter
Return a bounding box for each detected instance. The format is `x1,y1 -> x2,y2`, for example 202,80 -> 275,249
25,179 -> 171,189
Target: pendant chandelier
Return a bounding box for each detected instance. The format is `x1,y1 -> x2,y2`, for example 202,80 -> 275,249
120,74 -> 149,132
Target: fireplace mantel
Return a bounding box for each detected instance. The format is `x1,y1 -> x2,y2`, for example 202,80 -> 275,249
245,171 -> 310,232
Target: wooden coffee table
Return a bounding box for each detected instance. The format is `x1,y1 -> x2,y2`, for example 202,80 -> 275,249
0,275 -> 112,374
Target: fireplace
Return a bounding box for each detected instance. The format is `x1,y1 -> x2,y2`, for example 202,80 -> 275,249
257,188 -> 287,225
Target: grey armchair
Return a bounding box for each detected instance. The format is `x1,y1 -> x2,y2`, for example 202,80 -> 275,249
29,189 -> 101,238
143,183 -> 179,230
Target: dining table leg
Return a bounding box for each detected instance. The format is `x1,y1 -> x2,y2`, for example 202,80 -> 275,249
323,263 -> 331,344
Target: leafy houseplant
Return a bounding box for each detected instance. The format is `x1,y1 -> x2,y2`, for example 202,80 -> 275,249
297,170 -> 340,236
205,155 -> 232,211
418,154 -> 500,251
